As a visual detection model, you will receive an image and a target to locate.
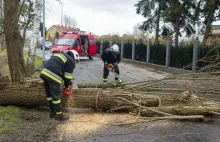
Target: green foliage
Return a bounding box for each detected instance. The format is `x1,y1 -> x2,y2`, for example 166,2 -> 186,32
123,43 -> 132,59
170,46 -> 193,70
150,44 -> 166,65
135,0 -> 167,42
135,43 -> 147,62
19,0 -> 34,29
54,31 -> 60,39
40,23 -> 47,37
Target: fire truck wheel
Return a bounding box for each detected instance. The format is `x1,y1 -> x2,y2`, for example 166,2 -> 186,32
89,56 -> 93,60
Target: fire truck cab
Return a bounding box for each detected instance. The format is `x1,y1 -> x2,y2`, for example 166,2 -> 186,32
51,32 -> 97,60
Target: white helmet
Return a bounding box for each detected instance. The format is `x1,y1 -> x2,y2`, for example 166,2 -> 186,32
110,44 -> 120,53
69,50 -> 80,63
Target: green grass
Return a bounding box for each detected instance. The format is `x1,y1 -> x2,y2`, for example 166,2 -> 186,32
23,52 -> 42,69
0,106 -> 23,135
0,51 -> 42,69
0,50 -> 7,57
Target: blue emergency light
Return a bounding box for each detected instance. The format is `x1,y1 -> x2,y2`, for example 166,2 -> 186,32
62,32 -> 78,34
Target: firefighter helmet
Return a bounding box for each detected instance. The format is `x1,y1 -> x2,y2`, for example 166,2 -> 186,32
111,44 -> 119,53
67,50 -> 80,62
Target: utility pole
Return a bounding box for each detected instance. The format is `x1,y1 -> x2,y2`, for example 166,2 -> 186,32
42,0 -> 46,66
0,0 -> 3,51
60,2 -> 63,33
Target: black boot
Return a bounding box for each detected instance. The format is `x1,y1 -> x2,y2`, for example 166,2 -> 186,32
49,106 -> 56,118
53,104 -> 69,121
55,113 -> 69,121
48,101 -> 55,118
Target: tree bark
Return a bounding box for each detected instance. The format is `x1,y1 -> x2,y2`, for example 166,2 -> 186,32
78,82 -> 123,88
202,0 -> 217,45
0,81 -> 160,110
141,106 -> 220,116
174,0 -> 180,47
155,1 -> 161,44
26,0 -> 42,76
3,0 -> 28,82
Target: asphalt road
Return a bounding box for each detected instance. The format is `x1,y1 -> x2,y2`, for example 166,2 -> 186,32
26,48 -> 168,84
24,48 -> 220,142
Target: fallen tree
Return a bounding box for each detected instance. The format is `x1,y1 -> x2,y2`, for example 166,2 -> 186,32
0,81 -> 159,110
0,80 -> 220,117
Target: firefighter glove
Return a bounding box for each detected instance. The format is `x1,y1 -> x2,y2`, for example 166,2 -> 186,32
104,62 -> 108,67
113,63 -> 118,67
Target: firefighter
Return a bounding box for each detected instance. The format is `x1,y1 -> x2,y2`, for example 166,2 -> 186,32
101,44 -> 122,82
40,50 -> 79,121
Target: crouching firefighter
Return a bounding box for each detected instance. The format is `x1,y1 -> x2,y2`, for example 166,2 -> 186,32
101,44 -> 122,82
40,50 -> 79,121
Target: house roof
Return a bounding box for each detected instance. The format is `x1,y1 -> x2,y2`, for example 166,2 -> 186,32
54,25 -> 70,32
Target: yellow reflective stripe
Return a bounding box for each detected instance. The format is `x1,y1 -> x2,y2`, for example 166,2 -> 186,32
54,54 -> 67,63
64,74 -> 73,79
56,112 -> 62,114
41,71 -> 62,84
47,97 -> 52,101
52,100 -> 61,104
103,79 -> 108,81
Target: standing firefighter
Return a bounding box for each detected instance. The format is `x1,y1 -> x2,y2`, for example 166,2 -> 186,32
40,50 -> 79,121
101,44 -> 122,82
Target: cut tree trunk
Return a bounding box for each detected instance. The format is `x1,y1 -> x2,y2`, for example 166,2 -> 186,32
78,82 -> 123,88
3,0 -> 28,82
141,106 -> 220,116
0,81 -> 160,110
1,81 -> 219,116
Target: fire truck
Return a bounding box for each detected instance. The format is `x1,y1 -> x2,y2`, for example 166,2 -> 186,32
51,32 -> 97,60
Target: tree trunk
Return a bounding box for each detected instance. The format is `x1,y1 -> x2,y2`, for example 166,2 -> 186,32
1,81 -> 220,116
26,0 -> 42,76
0,81 -> 160,110
174,0 -> 180,47
155,1 -> 161,44
78,82 -> 123,88
141,106 -> 220,116
3,0 -> 27,82
202,0 -> 217,45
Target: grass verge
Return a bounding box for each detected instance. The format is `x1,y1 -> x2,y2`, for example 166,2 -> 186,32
0,106 -> 23,136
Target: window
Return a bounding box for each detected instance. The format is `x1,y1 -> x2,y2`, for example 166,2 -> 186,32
56,38 -> 76,46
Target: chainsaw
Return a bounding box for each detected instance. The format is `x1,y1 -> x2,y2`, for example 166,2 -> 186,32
105,63 -> 120,77
62,85 -> 72,96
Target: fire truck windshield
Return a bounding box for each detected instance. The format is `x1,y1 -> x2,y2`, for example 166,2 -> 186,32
56,38 -> 76,46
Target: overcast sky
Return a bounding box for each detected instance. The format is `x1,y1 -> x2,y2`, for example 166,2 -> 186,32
45,0 -> 145,36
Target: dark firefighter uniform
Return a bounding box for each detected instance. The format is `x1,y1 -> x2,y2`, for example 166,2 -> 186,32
40,52 -> 75,121
101,48 -> 121,82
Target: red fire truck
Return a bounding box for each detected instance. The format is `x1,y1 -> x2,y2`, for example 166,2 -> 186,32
51,32 -> 97,60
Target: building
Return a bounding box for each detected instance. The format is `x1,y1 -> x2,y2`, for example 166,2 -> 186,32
208,25 -> 220,40
46,25 -> 86,39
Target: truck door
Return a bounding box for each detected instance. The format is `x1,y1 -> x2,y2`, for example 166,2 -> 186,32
80,35 -> 89,55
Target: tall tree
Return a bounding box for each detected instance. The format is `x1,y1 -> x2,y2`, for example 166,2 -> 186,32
163,0 -> 196,46
3,0 -> 27,82
19,0 -> 35,39
135,0 -> 167,44
26,0 -> 42,75
201,0 -> 220,44
63,14 -> 77,29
